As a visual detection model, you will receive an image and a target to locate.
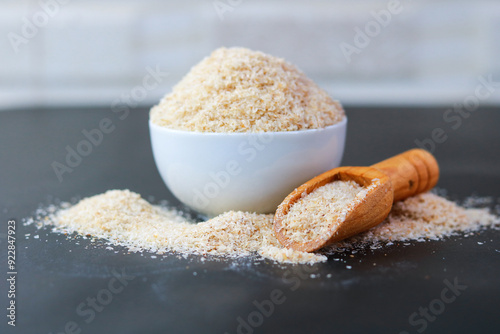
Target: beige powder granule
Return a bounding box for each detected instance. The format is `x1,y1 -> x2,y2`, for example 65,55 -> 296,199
330,192 -> 500,251
278,180 -> 365,244
48,190 -> 326,264
150,47 -> 344,133
33,190 -> 499,265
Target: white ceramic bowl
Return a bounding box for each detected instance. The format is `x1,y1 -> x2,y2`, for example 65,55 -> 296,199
149,117 -> 347,216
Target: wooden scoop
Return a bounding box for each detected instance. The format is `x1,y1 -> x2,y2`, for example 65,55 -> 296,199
274,149 -> 439,252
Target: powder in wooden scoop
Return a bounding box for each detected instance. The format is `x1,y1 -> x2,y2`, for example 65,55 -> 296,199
278,180 -> 366,244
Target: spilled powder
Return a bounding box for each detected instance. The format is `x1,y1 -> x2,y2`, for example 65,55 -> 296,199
28,190 -> 500,264
38,190 -> 325,264
279,180 -> 364,243
331,192 -> 499,250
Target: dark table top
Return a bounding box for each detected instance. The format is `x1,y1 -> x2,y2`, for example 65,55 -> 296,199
1,106 -> 499,334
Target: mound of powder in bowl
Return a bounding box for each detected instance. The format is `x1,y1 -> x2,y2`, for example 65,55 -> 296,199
150,47 -> 344,133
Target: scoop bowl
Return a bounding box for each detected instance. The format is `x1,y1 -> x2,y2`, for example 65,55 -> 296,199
274,149 -> 439,252
274,166 -> 393,252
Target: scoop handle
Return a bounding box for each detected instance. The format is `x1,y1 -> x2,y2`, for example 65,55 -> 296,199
371,148 -> 439,202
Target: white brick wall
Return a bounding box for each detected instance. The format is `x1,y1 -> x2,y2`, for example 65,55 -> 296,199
1,0 -> 499,109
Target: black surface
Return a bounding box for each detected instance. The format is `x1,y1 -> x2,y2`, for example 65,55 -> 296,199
1,107 -> 499,334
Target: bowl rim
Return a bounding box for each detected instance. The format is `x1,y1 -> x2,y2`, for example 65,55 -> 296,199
149,116 -> 347,137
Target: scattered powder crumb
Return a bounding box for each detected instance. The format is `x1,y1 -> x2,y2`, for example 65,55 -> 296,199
26,190 -> 500,265
462,195 -> 493,208
327,193 -> 500,252
278,180 -> 365,243
259,246 -> 326,264
33,235 -> 39,239
40,190 -> 321,264
150,47 -> 344,133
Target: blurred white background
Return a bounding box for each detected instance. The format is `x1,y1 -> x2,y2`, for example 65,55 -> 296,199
1,0 -> 499,109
